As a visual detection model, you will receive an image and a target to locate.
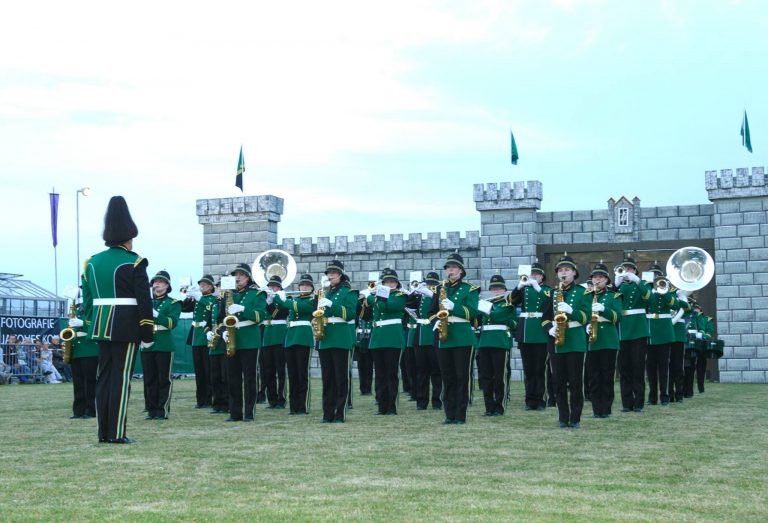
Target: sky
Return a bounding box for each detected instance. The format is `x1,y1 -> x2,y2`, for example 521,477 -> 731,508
1,0 -> 766,296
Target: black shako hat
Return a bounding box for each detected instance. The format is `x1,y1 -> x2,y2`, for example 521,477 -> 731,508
489,274 -> 507,290
649,263 -> 664,276
151,270 -> 172,293
102,196 -> 138,247
590,263 -> 610,279
198,274 -> 215,287
325,260 -> 345,275
444,252 -> 466,278
298,273 -> 315,290
380,268 -> 401,289
425,271 -> 440,285
531,262 -> 546,283
267,275 -> 283,289
555,254 -> 579,279
231,263 -> 253,281
621,256 -> 638,271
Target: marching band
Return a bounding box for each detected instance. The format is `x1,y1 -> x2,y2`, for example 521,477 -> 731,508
66,197 -> 720,441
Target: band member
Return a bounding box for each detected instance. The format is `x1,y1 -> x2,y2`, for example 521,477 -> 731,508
363,268 -> 406,415
585,263 -> 623,418
81,196 -> 154,443
316,260 -> 358,423
67,283 -> 98,419
403,299 -> 417,402
509,262 -> 551,411
542,255 -> 590,429
417,253 -> 479,425
206,279 -> 229,414
182,275 -> 217,409
476,275 -> 516,416
615,256 -> 651,413
410,271 -> 443,410
142,271 -> 181,420
686,300 -> 713,394
262,275 -> 288,409
222,263 -> 267,422
668,289 -> 692,402
645,264 -> 677,406
355,293 -> 374,396
272,273 -> 316,415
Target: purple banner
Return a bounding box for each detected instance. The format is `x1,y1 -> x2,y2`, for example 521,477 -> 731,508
49,192 -> 59,247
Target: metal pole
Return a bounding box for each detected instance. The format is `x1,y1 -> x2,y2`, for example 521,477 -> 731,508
76,190 -> 80,284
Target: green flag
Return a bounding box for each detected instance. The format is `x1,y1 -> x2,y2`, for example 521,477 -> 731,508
235,146 -> 244,191
741,111 -> 752,153
510,130 -> 519,165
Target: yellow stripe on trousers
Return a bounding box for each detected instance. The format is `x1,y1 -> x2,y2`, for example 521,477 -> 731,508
116,342 -> 136,439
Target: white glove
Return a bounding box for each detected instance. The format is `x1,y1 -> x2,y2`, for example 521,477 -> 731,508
415,283 -> 434,298
205,331 -> 214,342
227,304 -> 245,315
516,280 -> 527,290
266,289 -> 276,297
318,297 -> 333,308
441,298 -> 455,311
196,321 -> 207,328
277,291 -> 286,301
140,341 -> 154,349
548,325 -> 557,337
695,332 -> 703,340
68,318 -> 84,328
530,280 -> 541,292
361,288 -> 372,299
591,302 -> 605,313
671,308 -> 685,324
152,309 -> 159,318
222,331 -> 229,343
625,272 -> 640,283
266,295 -> 274,305
187,286 -> 202,301
676,289 -> 689,302
557,302 -> 573,315
586,324 -> 592,335
614,274 -> 624,288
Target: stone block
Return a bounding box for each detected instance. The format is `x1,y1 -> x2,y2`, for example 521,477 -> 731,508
739,199 -> 765,212
521,222 -> 536,234
689,215 -> 712,228
699,204 -> 715,215
538,212 -> 553,223
678,205 -> 700,216
563,221 -> 582,233
719,237 -> 743,250
316,237 -> 330,254
720,213 -> 744,226
724,261 -> 747,274
747,261 -> 768,273
640,207 -> 657,218
334,236 -> 348,253
543,222 -> 562,234
484,246 -> 502,258
733,347 -> 756,358
426,233 -> 441,250
718,334 -> 740,347
538,233 -> 553,244
757,273 -> 768,285
657,229 -> 679,241
742,235 -> 764,248
646,218 -> 668,229
552,211 -> 572,222
737,224 -> 761,237
657,207 -> 679,218
488,235 -> 509,246
741,333 -> 763,345
743,211 -> 767,224
573,210 -> 592,221
750,247 -> 768,260
389,234 -> 404,252
718,371 -> 742,383
727,359 -> 750,371
514,211 -> 538,223
759,347 -> 768,359
446,231 -> 460,249
573,233 -> 593,243
372,234 -> 386,252
553,233 -> 572,244
466,231 -> 481,249
715,224 -> 739,239
727,249 -> 750,262
731,273 -> 754,285
483,223 -> 504,235
740,285 -> 763,297
717,286 -> 738,298
753,321 -> 768,334
679,229 -> 700,240
593,232 -> 609,243
639,230 -> 658,241
502,245 -> 523,257
667,217 -> 690,229
742,371 -> 767,383
491,257 -> 512,269
502,223 -> 523,235
583,220 -> 603,232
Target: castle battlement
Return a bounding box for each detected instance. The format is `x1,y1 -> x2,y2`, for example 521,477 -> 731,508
473,180 -> 542,211
706,167 -> 767,200
280,231 -> 481,255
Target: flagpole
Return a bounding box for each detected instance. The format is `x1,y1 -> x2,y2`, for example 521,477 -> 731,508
52,187 -> 59,297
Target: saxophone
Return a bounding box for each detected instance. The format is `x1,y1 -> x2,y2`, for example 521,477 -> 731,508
311,286 -> 328,340
60,301 -> 77,364
207,296 -> 222,350
554,282 -> 568,347
436,280 -> 450,342
223,290 -> 238,358
589,290 -> 599,344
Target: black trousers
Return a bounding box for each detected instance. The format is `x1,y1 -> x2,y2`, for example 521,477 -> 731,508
414,344 -> 442,409
477,347 -> 509,415
586,349 -> 617,416
403,346 -> 416,397
437,346 -> 472,423
545,355 -> 556,406
683,352 -> 696,397
191,345 -> 212,407
210,353 -> 228,412
285,345 -> 311,414
318,349 -> 351,422
696,354 -> 708,393
141,351 -> 174,418
667,342 -> 685,402
400,348 -> 412,394
227,349 -> 259,420
618,338 -> 647,410
550,351 -> 585,425
520,343 -> 548,409
260,344 -> 287,407
95,341 -> 138,441
355,347 -> 373,394
646,343 -> 671,404
372,348 -> 401,414
71,356 -> 98,417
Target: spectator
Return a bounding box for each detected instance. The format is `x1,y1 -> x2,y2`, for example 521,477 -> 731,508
11,338 -> 34,384
0,342 -> 10,384
39,342 -> 63,383
50,335 -> 73,382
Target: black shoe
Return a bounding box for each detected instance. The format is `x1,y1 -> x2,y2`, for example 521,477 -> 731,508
416,406 -> 427,411
455,420 -> 466,425
289,411 -> 296,415
547,401 -> 557,407
494,411 -> 503,417
243,416 -> 254,422
484,411 -> 495,417
443,419 -> 455,425
536,405 -> 546,411
621,407 -> 632,413
661,401 -> 670,406
84,413 -> 96,418
524,405 -> 533,411
70,415 -> 84,419
559,421 -> 569,428
145,415 -> 156,420
224,417 -> 241,422
321,419 -> 332,424
592,414 -> 601,418
375,411 -> 386,415
333,419 -> 345,423
570,422 -> 581,429
647,401 -> 658,406
634,408 -> 644,413
108,437 -> 134,444
98,438 -> 108,443
432,405 -> 442,411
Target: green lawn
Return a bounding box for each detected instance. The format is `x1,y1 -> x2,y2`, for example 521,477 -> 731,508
0,379 -> 765,522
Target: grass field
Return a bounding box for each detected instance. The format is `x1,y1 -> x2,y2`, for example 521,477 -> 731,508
1,379 -> 766,522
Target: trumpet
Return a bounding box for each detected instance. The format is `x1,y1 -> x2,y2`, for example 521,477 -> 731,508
519,274 -> 529,284
654,277 -> 671,295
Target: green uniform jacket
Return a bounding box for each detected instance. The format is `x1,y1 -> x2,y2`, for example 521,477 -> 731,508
586,290 -> 623,351
208,298 -> 225,356
417,295 -> 435,347
617,280 -> 651,341
318,283 -> 357,350
688,312 -> 713,352
672,299 -> 692,343
72,306 -> 99,359
274,293 -> 315,348
542,282 -> 590,354
367,290 -> 407,350
433,280 -> 480,349
263,301 -> 289,347
647,291 -> 677,346
191,294 -> 217,347
510,284 -> 551,344
477,296 -> 516,350
81,246 -> 154,343
230,287 -> 268,350
144,296 -> 181,352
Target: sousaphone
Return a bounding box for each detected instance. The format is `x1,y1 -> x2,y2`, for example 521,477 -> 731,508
665,246 -> 714,292
252,249 -> 298,289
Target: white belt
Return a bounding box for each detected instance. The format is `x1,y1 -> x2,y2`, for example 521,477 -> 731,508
597,316 -> 611,323
623,308 -> 646,316
93,298 -> 137,306
356,328 -> 370,334
520,312 -> 543,318
326,317 -> 353,325
567,321 -> 582,329
268,320 -> 287,326
76,332 -> 87,338
647,313 -> 672,319
236,320 -> 255,328
192,321 -> 207,328
447,317 -> 469,324
416,319 -> 430,325
687,329 -> 698,334
406,324 -> 417,329
155,325 -> 168,331
481,325 -> 508,332
375,319 -> 402,327
290,321 -> 312,328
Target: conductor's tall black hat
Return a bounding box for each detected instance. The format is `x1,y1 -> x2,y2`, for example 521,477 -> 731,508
103,196 -> 138,247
